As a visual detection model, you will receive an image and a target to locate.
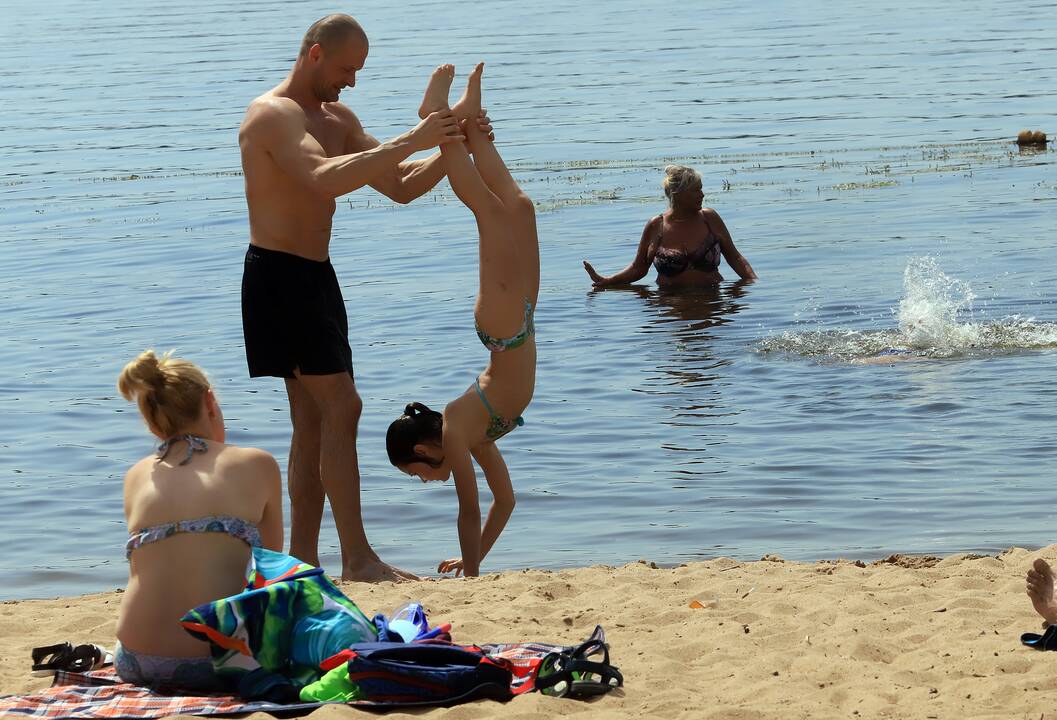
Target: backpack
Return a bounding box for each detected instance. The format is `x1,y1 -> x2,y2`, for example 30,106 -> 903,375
342,642 -> 514,707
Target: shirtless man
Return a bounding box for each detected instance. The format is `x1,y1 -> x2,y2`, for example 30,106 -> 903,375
238,14 -> 490,581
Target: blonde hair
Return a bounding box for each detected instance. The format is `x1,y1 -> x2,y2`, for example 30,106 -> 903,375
117,350 -> 211,438
662,165 -> 702,205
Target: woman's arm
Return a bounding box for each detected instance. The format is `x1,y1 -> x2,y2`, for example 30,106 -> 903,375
255,451 -> 285,552
470,443 -> 515,564
706,209 -> 757,280
583,217 -> 658,287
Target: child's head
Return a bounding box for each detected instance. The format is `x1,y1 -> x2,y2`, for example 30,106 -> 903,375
118,349 -> 223,441
386,402 -> 450,481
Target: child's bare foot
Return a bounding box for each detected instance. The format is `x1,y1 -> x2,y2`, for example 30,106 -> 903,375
1027,558 -> 1057,624
451,62 -> 483,122
419,64 -> 454,120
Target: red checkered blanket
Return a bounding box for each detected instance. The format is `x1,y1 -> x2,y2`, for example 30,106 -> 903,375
0,668 -> 324,718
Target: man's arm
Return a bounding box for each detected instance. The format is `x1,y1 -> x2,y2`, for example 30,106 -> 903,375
347,110 -> 495,205
244,97 -> 462,200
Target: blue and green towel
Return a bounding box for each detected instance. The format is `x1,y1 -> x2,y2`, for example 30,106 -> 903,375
179,548 -> 376,692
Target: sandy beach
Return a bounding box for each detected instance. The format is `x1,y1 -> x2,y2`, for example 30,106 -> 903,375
3,546 -> 1056,719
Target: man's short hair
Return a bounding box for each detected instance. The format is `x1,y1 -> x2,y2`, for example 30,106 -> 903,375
300,14 -> 367,57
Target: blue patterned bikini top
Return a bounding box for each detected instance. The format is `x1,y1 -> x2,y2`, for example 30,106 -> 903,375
125,515 -> 262,560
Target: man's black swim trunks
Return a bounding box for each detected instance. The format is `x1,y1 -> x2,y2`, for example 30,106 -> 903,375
241,244 -> 353,379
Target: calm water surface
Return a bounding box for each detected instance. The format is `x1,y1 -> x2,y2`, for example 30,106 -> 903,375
2,0 -> 1056,599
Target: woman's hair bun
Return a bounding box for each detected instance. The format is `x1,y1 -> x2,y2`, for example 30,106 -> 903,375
118,349 -> 211,438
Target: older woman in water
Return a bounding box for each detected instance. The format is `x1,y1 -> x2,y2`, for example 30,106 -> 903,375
115,350 -> 283,691
583,165 -> 756,288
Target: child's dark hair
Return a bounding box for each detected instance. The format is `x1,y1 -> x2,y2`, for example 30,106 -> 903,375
386,402 -> 443,467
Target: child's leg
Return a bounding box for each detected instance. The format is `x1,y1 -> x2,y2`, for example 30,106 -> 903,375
452,64 -> 526,208
451,65 -> 540,309
420,66 -> 503,218
420,66 -> 526,335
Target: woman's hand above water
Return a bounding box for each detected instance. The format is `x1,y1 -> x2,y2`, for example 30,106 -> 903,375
583,260 -> 610,288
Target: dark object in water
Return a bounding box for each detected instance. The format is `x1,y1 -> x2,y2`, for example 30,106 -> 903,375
1017,129 -> 1048,146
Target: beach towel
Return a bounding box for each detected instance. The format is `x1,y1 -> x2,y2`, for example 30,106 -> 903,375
178,547 -> 377,695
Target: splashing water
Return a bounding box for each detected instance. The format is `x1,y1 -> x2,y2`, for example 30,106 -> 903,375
897,257 -> 976,349
759,257 -> 1057,361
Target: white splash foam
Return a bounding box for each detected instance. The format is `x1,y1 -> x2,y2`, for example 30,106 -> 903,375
759,257 -> 1057,360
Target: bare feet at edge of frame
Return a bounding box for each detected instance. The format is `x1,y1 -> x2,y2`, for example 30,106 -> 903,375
342,557 -> 421,583
451,62 -> 484,123
419,64 -> 455,120
1027,557 -> 1057,625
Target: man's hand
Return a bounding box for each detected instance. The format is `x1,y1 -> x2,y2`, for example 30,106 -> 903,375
438,558 -> 465,577
408,110 -> 464,152
476,108 -> 495,141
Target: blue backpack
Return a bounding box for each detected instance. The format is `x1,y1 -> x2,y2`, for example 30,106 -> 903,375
344,642 -> 513,707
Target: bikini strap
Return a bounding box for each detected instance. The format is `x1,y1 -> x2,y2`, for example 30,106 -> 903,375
156,434 -> 208,466
473,378 -> 498,418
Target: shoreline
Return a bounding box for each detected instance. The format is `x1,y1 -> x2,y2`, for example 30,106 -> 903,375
3,546 -> 1056,718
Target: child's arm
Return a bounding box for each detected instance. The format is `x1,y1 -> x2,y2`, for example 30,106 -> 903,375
446,429 -> 483,577
471,442 -> 516,563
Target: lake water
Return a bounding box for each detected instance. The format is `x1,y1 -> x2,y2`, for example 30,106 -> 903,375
1,0 -> 1055,600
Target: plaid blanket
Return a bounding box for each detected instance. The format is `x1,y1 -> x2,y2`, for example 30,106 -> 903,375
0,629 -> 604,718
0,668 -> 324,718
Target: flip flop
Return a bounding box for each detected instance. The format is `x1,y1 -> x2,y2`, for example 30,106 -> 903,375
1022,624 -> 1057,650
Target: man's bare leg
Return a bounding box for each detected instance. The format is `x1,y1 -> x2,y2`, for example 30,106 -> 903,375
293,370 -> 417,582
1027,558 -> 1057,624
285,379 -> 324,566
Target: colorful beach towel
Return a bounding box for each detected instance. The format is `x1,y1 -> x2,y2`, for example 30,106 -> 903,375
179,547 -> 377,693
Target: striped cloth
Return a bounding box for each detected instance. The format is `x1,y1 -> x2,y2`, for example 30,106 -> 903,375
0,668 -> 324,718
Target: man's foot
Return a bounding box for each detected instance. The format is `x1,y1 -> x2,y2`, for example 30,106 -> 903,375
342,558 -> 420,583
1027,558 -> 1057,624
451,62 -> 484,122
419,64 -> 455,119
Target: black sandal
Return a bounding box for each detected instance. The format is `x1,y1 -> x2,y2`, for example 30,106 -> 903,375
31,642 -> 110,675
535,631 -> 624,699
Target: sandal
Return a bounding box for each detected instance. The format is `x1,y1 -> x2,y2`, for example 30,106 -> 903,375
1022,624 -> 1057,650
535,633 -> 623,699
31,642 -> 111,675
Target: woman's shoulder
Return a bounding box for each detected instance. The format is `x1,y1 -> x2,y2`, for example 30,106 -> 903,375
216,444 -> 280,471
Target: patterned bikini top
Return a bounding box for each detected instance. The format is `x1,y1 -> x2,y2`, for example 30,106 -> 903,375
651,215 -> 721,277
125,515 -> 262,560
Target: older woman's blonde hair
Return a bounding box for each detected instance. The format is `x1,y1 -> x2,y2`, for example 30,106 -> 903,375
117,350 -> 211,438
662,165 -> 702,205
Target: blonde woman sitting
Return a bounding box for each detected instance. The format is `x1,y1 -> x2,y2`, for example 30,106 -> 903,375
115,350 -> 283,691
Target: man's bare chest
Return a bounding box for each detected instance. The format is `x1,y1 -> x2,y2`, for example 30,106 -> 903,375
305,114 -> 347,158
